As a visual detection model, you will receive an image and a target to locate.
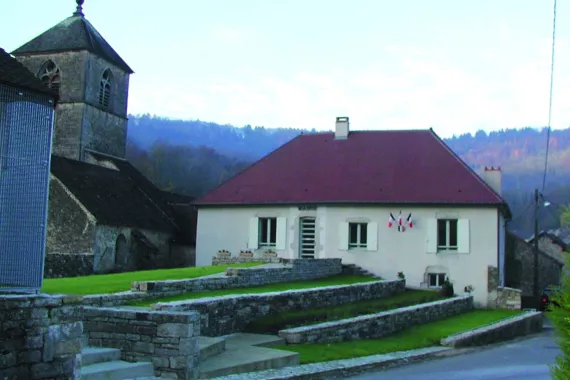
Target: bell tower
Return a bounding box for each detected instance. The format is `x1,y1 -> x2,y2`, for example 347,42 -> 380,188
12,0 -> 134,161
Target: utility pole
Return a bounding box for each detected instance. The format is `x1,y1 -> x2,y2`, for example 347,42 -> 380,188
533,188 -> 540,305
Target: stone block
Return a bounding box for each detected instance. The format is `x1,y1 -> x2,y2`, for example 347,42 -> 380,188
158,323 -> 192,338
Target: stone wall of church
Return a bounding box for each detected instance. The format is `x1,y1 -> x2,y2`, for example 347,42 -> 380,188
85,55 -> 130,117
45,176 -> 96,278
15,51 -> 130,161
93,226 -> 174,274
16,52 -> 89,161
81,104 -> 127,159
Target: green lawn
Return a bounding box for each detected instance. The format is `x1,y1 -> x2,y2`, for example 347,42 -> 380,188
132,275 -> 380,306
245,290 -> 446,334
275,309 -> 522,364
41,263 -> 261,295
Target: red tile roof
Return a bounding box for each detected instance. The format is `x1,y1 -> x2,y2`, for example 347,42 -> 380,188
195,129 -> 507,208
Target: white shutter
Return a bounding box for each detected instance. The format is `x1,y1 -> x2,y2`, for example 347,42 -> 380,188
366,222 -> 378,251
457,219 -> 470,253
248,217 -> 259,249
426,219 -> 438,253
276,217 -> 287,250
339,222 -> 349,250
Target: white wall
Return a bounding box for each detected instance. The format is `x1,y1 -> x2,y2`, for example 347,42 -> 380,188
195,205 -> 501,306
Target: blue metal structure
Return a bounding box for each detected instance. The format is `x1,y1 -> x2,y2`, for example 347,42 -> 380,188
0,52 -> 56,293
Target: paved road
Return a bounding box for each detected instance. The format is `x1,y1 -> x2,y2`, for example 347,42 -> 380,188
348,330 -> 561,380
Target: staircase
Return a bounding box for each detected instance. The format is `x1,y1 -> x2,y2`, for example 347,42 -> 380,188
81,337 -> 156,380
198,333 -> 299,379
342,263 -> 379,278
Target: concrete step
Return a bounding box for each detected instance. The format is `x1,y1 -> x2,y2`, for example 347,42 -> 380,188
198,336 -> 227,361
224,333 -> 286,348
81,361 -> 155,380
81,347 -> 122,366
198,345 -> 299,379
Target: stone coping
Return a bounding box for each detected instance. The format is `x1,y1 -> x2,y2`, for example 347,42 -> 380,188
440,311 -> 543,348
208,346 -> 453,379
152,280 -> 394,308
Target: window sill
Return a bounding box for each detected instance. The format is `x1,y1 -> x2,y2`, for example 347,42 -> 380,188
348,247 -> 368,251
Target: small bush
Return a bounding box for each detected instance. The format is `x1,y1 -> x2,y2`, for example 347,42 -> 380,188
549,253 -> 570,379
439,277 -> 454,297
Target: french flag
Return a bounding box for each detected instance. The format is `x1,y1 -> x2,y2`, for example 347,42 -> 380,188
407,213 -> 413,228
388,213 -> 396,228
397,211 -> 403,231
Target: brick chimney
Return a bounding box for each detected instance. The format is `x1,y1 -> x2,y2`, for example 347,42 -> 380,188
482,166 -> 502,195
335,116 -> 349,140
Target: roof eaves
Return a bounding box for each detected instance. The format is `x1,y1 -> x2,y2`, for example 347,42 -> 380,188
193,200 -> 507,208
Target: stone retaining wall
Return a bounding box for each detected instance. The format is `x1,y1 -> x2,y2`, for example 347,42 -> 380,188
83,307 -> 200,379
44,253 -> 94,278
0,294 -> 84,379
132,258 -> 343,294
494,287 -> 522,310
152,280 -> 405,336
440,311 -> 543,348
278,296 -> 474,344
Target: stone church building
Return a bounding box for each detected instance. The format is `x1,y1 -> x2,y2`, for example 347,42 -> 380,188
10,1 -> 197,277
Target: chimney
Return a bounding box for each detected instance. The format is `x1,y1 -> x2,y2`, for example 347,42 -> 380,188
335,116 -> 349,139
482,166 -> 502,195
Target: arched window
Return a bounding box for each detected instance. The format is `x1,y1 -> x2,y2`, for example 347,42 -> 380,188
99,69 -> 112,108
38,60 -> 61,95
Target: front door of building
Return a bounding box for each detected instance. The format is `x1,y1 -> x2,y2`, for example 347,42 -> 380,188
299,217 -> 316,258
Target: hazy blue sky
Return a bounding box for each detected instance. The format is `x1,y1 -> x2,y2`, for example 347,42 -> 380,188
2,0 -> 568,137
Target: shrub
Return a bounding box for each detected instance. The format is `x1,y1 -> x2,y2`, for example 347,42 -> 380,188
439,277 -> 454,297
549,253 -> 570,379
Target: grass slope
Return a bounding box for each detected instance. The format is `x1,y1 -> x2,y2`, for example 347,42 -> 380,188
245,290 -> 446,334
276,309 -> 522,364
41,263 -> 260,295
132,275 -> 379,306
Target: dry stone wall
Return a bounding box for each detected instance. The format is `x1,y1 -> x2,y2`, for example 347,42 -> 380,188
278,296 -> 474,344
133,258 -> 343,294
83,307 -> 200,380
441,311 -> 542,348
0,294 -> 84,379
152,280 -> 405,336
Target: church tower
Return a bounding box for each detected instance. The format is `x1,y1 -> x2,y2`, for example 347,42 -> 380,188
11,0 -> 133,161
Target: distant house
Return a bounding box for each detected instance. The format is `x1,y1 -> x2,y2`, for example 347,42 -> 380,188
505,231 -> 562,306
0,48 -> 57,291
194,117 -> 512,307
528,226 -> 569,268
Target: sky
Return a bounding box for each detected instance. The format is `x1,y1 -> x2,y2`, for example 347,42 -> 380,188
2,0 -> 569,138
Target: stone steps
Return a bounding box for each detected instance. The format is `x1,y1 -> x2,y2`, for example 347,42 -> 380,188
81,345 -> 155,380
342,263 -> 379,278
198,333 -> 299,379
198,336 -> 227,362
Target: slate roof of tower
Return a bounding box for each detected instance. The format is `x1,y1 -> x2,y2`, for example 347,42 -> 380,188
194,129 -> 509,214
12,9 -> 133,73
0,48 -> 58,99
